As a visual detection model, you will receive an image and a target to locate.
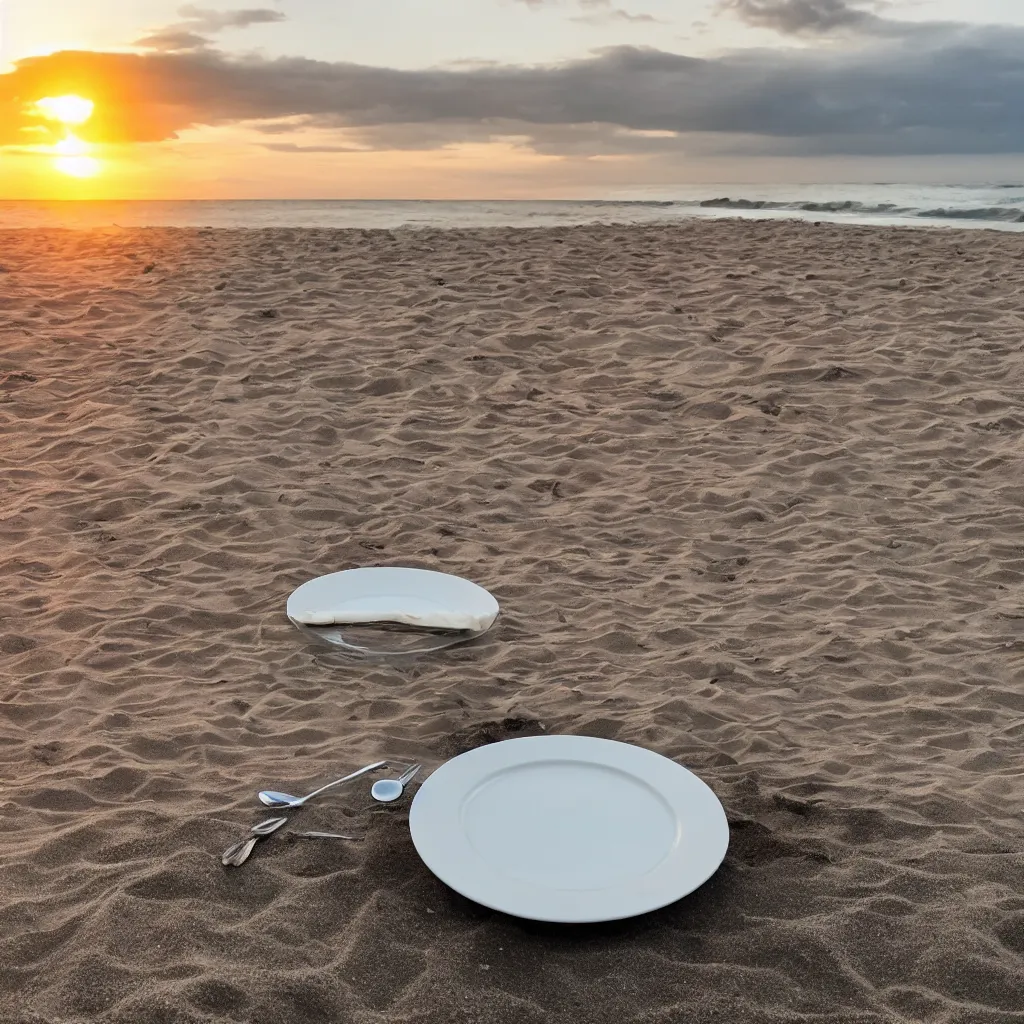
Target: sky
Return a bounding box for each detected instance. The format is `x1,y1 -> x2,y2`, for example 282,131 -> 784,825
2,0 -> 1023,199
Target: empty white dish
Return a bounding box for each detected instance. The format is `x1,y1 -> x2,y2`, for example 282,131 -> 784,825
286,567 -> 499,633
409,735 -> 729,923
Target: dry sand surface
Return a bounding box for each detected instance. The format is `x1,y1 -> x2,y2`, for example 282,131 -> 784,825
2,220 -> 1023,1024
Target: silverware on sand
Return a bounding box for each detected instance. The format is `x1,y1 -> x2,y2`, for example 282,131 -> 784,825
224,759 -> 421,864
370,763 -> 422,803
258,760 -> 388,808
221,816 -> 288,867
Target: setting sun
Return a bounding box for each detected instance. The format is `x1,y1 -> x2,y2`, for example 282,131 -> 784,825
31,95 -> 104,180
35,94 -> 95,127
53,157 -> 102,178
53,135 -> 101,178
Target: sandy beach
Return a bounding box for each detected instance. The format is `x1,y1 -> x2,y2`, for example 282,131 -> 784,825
2,219 -> 1023,1024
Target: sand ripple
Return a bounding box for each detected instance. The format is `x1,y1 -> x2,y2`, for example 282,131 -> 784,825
1,222 -> 1022,1023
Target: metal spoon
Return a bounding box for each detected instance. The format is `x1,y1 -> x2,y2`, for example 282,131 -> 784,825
258,760 -> 388,808
370,763 -> 422,803
221,816 -> 288,867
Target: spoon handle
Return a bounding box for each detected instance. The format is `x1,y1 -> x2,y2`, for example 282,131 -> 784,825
291,831 -> 362,840
251,816 -> 289,836
303,760 -> 388,801
397,763 -> 423,785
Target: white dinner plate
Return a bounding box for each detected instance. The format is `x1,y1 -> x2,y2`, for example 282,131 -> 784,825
286,567 -> 499,632
409,735 -> 729,923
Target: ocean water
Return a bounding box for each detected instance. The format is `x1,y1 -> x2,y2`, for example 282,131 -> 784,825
3,184 -> 1023,231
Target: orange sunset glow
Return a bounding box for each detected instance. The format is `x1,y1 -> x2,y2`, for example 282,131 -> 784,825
0,1 -> 1020,201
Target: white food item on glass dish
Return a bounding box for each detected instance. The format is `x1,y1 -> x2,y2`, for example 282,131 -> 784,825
286,566 -> 499,632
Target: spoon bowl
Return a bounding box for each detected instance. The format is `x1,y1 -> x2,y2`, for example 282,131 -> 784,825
222,837 -> 259,867
370,763 -> 422,803
221,817 -> 290,866
370,779 -> 404,802
259,791 -> 302,808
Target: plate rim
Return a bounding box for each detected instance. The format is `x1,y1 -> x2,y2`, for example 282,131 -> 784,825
409,735 -> 729,924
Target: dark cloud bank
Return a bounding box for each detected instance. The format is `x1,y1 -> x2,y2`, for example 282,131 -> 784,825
2,0 -> 1022,158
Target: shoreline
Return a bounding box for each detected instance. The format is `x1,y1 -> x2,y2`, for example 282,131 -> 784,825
4,216 -> 1024,240
3,188 -> 1024,234
4,217 -> 1023,235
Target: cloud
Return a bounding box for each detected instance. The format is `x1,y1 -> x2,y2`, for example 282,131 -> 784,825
717,0 -> 961,39
719,0 -> 881,35
177,4 -> 286,31
518,0 -> 661,24
262,140 -> 363,153
136,5 -> 286,52
3,14 -> 1023,158
572,10 -> 662,25
255,119 -> 689,156
134,29 -> 213,53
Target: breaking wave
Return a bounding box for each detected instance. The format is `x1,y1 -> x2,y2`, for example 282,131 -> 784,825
690,197 -> 1024,223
